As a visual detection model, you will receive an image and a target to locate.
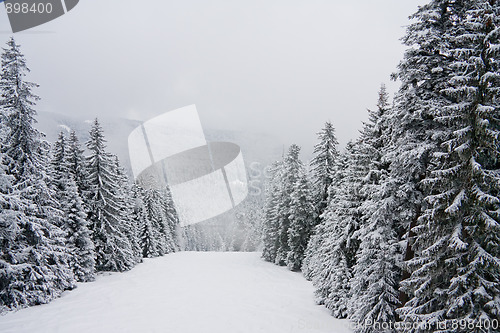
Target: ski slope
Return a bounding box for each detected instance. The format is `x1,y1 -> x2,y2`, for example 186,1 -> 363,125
0,252 -> 351,333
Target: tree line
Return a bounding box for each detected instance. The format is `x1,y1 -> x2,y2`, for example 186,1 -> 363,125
0,38 -> 179,312
262,1 -> 499,332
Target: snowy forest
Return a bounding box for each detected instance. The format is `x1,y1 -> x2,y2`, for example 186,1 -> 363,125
262,1 -> 500,332
0,0 -> 499,333
0,38 -> 180,312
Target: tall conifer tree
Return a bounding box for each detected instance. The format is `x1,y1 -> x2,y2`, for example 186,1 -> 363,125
398,1 -> 500,330
85,119 -> 135,272
51,132 -> 95,282
0,38 -> 75,310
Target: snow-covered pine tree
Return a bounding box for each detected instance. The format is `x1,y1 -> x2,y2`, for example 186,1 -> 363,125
349,86 -> 402,332
302,123 -> 340,280
308,142 -> 363,318
261,160 -> 284,263
398,1 -> 500,331
300,222 -> 323,281
160,185 -> 180,253
302,148 -> 347,282
238,194 -> 264,252
274,144 -> 304,266
379,1 -> 463,324
135,186 -> 160,258
51,132 -> 69,194
180,224 -> 198,251
309,121 -> 339,221
67,130 -> 90,204
114,156 -> 142,264
0,38 -> 75,310
51,132 -> 95,282
140,213 -> 158,257
0,122 -> 25,313
0,127 -> 18,233
130,184 -> 147,259
286,168 -> 315,271
134,183 -> 179,258
85,118 -> 135,272
142,187 -> 172,257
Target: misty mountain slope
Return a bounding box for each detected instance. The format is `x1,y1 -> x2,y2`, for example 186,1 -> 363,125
35,111 -> 283,177
0,252 -> 351,333
35,111 -> 282,251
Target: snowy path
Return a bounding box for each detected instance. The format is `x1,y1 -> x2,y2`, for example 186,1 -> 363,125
0,252 -> 351,333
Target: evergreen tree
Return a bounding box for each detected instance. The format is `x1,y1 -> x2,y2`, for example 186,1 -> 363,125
0,125 -> 24,313
238,194 -> 264,252
303,122 -> 340,281
85,118 -> 135,272
51,132 -> 95,282
114,157 -> 142,263
310,121 -> 339,220
275,144 -> 303,266
0,38 -> 75,310
67,130 -> 90,203
347,85 -> 402,331
131,182 -> 178,259
374,3 -> 464,329
286,169 -> 315,271
130,185 -> 147,260
142,188 -> 171,257
398,1 -> 500,331
309,143 -> 362,318
301,222 -> 323,281
135,187 -> 160,258
140,214 -> 158,258
160,186 -> 180,253
261,160 -> 284,263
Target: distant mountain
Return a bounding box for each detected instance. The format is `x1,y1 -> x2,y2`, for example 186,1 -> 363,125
36,110 -> 283,177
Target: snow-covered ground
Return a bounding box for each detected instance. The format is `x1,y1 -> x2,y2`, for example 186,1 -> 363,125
0,252 -> 351,333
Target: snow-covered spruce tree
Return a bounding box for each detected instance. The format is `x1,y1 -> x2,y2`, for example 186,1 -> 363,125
114,157 -> 142,264
160,185 -> 180,253
142,187 -> 173,257
309,121 -> 339,221
302,123 -> 339,280
67,130 -> 90,204
140,213 -> 158,257
261,160 -> 284,263
0,128 -> 18,239
180,224 -> 198,251
0,124 -> 25,313
130,185 -> 148,259
349,85 -> 402,332
51,132 -> 96,282
286,168 -> 315,271
309,142 -> 364,318
301,221 -> 323,281
302,147 -> 348,282
136,187 -> 161,258
238,194 -> 264,252
275,144 -> 304,266
398,1 -> 500,331
0,38 -> 75,310
373,1 -> 463,324
85,118 -> 135,272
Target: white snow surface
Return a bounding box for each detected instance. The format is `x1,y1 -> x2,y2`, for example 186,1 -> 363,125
0,252 -> 351,333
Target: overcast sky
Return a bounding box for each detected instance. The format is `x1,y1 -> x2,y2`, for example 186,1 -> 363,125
0,0 -> 427,157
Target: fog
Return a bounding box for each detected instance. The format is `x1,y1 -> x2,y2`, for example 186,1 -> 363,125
0,0 -> 427,157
